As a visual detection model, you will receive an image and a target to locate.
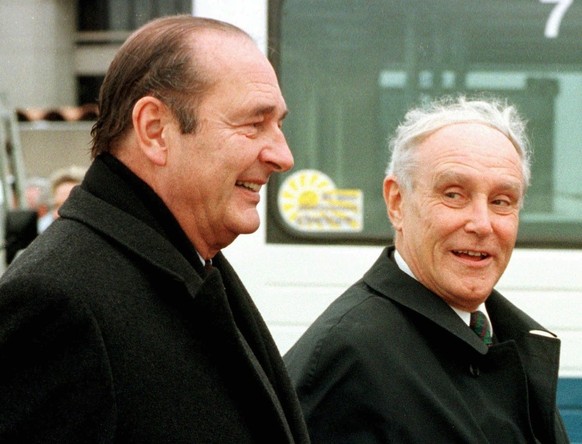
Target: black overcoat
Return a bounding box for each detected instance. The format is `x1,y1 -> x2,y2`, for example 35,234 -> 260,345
284,247 -> 569,443
0,156 -> 309,443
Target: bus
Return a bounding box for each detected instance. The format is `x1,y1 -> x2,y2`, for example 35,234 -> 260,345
2,0 -> 581,438
204,1 -> 582,438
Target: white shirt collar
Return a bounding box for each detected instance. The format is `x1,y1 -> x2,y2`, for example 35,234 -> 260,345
393,249 -> 491,328
196,251 -> 207,267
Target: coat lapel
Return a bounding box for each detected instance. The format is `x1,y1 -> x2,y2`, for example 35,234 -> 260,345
486,293 -> 562,442
209,255 -> 299,442
363,247 -> 490,354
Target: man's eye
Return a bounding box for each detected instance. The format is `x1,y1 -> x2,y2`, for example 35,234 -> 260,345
492,199 -> 509,206
492,197 -> 519,209
445,192 -> 461,199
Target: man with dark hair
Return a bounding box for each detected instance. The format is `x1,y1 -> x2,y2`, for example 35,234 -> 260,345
0,15 -> 308,443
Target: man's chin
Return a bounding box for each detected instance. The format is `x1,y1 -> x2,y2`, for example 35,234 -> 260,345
233,215 -> 261,236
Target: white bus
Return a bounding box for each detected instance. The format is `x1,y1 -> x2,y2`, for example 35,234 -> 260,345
203,1 -> 582,438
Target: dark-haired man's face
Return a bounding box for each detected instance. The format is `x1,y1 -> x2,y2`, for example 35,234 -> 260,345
163,34 -> 293,258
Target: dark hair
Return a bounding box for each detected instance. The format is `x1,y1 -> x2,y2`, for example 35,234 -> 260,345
90,15 -> 251,158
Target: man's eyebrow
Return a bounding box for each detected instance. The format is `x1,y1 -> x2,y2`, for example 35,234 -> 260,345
250,105 -> 288,120
433,171 -> 466,186
434,170 -> 522,193
496,181 -> 522,193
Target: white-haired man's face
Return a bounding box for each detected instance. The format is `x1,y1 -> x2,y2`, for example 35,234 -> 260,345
385,122 -> 524,312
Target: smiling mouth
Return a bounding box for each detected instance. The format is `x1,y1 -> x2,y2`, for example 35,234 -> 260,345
453,250 -> 489,260
236,181 -> 261,192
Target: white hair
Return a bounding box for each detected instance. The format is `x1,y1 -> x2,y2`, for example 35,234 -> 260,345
386,95 -> 531,194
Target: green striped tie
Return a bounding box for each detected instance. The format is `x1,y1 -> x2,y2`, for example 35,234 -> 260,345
470,310 -> 492,346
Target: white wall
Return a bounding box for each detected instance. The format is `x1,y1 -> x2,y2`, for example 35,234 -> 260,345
193,0 -> 269,52
19,123 -> 93,177
0,0 -> 76,108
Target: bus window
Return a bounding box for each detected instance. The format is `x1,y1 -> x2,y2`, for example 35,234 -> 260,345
268,0 -> 582,248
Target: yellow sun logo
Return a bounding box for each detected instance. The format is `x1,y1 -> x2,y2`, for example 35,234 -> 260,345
278,169 -> 363,232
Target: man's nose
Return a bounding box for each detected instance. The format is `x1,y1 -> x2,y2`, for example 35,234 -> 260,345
464,200 -> 494,236
261,128 -> 294,172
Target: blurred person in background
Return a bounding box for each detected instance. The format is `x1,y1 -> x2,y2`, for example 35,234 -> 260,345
24,176 -> 50,218
37,165 -> 87,232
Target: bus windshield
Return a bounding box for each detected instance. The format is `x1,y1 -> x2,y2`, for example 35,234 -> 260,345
268,0 -> 582,248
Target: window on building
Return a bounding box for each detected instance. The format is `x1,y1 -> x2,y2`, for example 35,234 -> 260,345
77,0 -> 192,31
76,0 -> 192,105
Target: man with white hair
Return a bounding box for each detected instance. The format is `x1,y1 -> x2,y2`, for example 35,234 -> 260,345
285,96 -> 569,443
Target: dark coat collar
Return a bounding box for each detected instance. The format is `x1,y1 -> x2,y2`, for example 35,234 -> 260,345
61,154 -> 207,281
83,154 -> 205,272
364,246 -> 558,355
363,246 -> 490,353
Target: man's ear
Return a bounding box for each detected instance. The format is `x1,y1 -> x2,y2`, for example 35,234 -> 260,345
132,96 -> 170,166
383,176 -> 404,231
